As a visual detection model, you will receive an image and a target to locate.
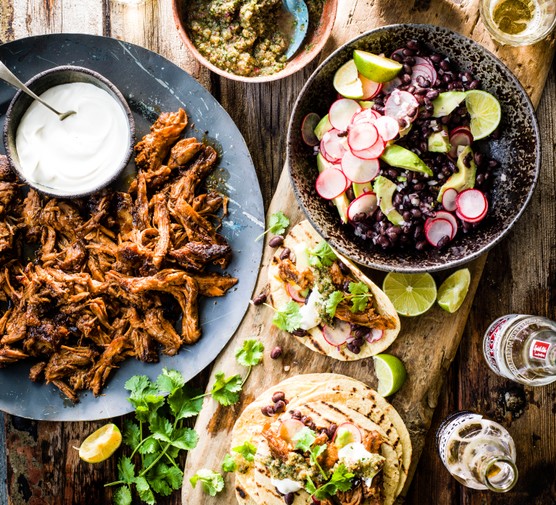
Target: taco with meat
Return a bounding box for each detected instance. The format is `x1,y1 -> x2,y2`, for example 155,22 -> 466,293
267,220 -> 400,360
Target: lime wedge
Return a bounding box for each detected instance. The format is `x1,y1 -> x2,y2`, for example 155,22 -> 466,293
437,268 -> 471,313
373,354 -> 407,396
382,272 -> 437,317
333,59 -> 364,99
465,90 -> 502,140
77,423 -> 122,463
353,50 -> 402,83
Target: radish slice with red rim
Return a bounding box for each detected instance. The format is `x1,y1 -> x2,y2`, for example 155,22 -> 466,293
441,188 -> 458,212
352,137 -> 386,160
366,328 -> 383,343
333,422 -> 362,446
360,75 -> 383,100
301,112 -> 321,146
320,129 -> 347,163
286,283 -> 306,303
322,320 -> 352,346
455,189 -> 488,222
434,210 -> 458,239
342,152 -> 379,184
384,89 -> 419,122
352,108 -> 381,125
347,192 -> 378,222
448,126 -> 473,159
329,99 -> 361,132
348,122 -> 379,151
278,419 -> 305,444
374,115 -> 400,141
425,217 -> 454,247
315,168 -> 349,200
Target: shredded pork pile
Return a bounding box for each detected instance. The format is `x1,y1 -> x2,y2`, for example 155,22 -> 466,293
0,109 -> 237,401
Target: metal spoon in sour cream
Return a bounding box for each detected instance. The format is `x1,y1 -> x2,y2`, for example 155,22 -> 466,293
15,82 -> 130,196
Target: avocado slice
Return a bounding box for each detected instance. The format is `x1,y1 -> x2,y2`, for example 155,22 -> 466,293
431,91 -> 467,118
352,182 -> 373,198
380,144 -> 433,176
317,153 -> 349,223
437,146 -> 477,202
428,127 -> 451,153
373,175 -> 404,225
314,114 -> 333,141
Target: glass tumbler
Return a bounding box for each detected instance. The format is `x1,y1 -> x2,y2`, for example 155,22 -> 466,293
480,0 -> 556,45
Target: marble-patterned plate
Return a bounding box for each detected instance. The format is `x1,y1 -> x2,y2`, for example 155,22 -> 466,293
288,24 -> 540,273
0,34 -> 264,420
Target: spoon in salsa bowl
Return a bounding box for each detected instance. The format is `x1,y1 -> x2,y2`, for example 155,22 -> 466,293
282,0 -> 309,59
0,60 -> 76,120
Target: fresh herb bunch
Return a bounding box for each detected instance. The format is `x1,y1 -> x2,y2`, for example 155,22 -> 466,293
256,210 -> 290,241
108,338 -> 264,504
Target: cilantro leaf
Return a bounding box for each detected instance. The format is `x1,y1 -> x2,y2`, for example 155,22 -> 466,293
211,372 -> 243,406
135,476 -> 156,505
222,453 -> 237,472
310,445 -> 328,478
149,415 -> 173,443
123,420 -> 141,448
138,437 -> 159,455
272,301 -> 302,332
348,282 -> 370,313
256,211 -> 290,241
235,339 -> 264,367
325,291 -> 344,317
170,427 -> 199,451
117,456 -> 136,484
232,441 -> 257,462
113,486 -> 132,505
168,387 -> 204,421
190,469 -> 225,496
313,463 -> 355,499
155,368 -> 185,395
293,426 -> 317,452
308,241 -> 337,268
147,463 -> 183,496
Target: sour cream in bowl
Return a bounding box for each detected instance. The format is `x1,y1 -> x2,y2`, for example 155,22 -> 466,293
3,66 -> 135,198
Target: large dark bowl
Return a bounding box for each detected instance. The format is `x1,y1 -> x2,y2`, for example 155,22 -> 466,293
288,24 -> 540,273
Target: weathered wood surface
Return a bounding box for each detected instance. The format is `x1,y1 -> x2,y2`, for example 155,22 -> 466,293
0,0 -> 554,504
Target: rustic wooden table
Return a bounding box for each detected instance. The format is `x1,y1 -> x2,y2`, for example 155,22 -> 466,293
0,1 -> 555,504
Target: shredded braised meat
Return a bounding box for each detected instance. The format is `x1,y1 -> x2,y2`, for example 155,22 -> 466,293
0,109 -> 237,401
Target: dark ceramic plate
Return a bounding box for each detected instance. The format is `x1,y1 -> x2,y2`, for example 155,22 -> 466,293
0,34 -> 264,420
288,24 -> 540,273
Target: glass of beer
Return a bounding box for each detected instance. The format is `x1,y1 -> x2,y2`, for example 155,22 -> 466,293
480,0 -> 556,45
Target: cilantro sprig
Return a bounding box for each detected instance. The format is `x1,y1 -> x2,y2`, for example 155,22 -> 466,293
293,427 -> 328,479
324,282 -> 373,317
269,300 -> 303,332
305,463 -> 355,500
107,339 -> 264,504
256,211 -> 290,241
308,241 -> 337,268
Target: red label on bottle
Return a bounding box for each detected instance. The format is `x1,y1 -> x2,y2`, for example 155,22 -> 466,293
531,339 -> 550,359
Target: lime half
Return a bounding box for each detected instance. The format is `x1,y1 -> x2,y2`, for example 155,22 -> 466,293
373,354 -> 407,397
77,423 -> 122,463
353,50 -> 402,83
465,90 -> 502,140
382,272 -> 437,317
437,268 -> 471,313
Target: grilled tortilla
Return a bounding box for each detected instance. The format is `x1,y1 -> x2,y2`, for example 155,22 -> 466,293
268,220 -> 400,361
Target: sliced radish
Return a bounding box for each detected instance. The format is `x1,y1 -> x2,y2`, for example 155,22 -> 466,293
441,188 -> 458,212
352,108 -> 381,125
322,320 -> 351,346
352,137 -> 385,160
342,151 -> 380,183
279,419 -> 306,444
315,168 -> 349,200
348,122 -> 379,151
382,76 -> 402,95
347,192 -> 378,222
374,115 -> 400,141
425,217 -> 453,247
333,422 -> 362,447
366,328 -> 383,343
384,89 -> 419,122
434,210 -> 458,239
448,126 -> 473,159
301,112 -> 321,146
320,129 -> 347,163
360,75 -> 383,100
286,283 -> 306,303
456,189 -> 488,222
329,99 -> 361,132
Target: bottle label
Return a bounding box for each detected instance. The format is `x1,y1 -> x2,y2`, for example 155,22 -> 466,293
436,411 -> 481,469
530,339 -> 550,359
483,315 -> 518,375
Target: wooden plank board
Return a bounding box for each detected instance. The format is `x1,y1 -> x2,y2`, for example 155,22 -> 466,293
182,1 -> 555,503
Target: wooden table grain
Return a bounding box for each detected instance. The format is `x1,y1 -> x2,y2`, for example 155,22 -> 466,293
0,1 -> 555,504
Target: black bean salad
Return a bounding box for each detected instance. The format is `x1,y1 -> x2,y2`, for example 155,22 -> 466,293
301,39 -> 502,251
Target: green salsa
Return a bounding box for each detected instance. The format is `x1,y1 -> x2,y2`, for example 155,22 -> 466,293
186,0 -> 325,77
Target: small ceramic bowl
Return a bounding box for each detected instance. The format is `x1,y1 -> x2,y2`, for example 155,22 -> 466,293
172,0 -> 338,83
288,24 -> 540,273
3,65 -> 135,198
